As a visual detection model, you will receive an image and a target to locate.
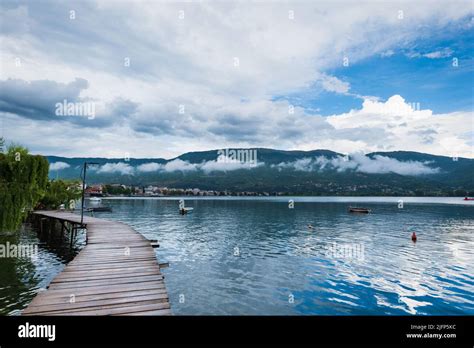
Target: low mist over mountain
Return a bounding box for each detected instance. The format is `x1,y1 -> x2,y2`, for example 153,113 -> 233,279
47,149 -> 474,196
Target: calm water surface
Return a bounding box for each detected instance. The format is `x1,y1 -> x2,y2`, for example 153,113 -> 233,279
1,197 -> 473,315
0,221 -> 85,315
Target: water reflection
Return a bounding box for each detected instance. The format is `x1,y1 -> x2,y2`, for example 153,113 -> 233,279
1,197 -> 473,315
95,198 -> 474,315
0,220 -> 85,315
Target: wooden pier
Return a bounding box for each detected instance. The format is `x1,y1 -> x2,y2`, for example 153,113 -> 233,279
22,211 -> 170,316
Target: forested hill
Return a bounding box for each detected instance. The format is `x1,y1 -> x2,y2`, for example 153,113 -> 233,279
46,149 -> 474,196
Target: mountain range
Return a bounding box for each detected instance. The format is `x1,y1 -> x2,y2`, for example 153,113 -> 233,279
46,149 -> 474,196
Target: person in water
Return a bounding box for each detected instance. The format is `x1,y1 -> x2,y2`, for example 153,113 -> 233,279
308,224 -> 314,229
411,232 -> 417,242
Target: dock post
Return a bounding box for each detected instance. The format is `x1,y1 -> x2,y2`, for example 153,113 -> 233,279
69,225 -> 75,249
61,222 -> 65,241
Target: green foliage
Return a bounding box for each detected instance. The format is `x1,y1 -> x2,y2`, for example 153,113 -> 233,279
46,150 -> 474,196
0,144 -> 80,231
38,180 -> 81,209
453,189 -> 468,197
103,184 -> 132,195
0,145 -> 49,231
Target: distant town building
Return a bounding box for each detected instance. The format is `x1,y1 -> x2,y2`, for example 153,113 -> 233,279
85,184 -> 103,196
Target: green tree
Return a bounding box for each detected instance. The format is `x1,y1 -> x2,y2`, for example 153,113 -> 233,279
0,145 -> 49,231
38,180 -> 81,209
453,189 -> 467,197
103,184 -> 132,195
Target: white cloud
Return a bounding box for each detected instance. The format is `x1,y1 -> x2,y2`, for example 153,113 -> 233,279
163,159 -> 197,172
318,74 -> 351,94
274,154 -> 439,176
381,49 -> 395,57
407,48 -> 454,59
341,154 -> 439,175
423,48 -> 454,59
138,156 -> 265,173
49,161 -> 70,170
273,158 -> 316,172
325,95 -> 473,157
4,92 -> 472,159
1,1 -> 472,158
200,155 -> 263,173
136,162 -> 163,172
0,5 -> 30,34
97,162 -> 134,175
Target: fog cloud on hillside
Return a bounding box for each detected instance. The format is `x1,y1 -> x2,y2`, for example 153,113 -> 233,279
274,154 -> 439,176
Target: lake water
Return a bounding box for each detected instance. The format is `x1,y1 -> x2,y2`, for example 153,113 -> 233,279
1,197 -> 473,315
0,220 -> 85,315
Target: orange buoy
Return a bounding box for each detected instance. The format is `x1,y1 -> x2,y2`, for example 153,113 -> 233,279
411,232 -> 417,242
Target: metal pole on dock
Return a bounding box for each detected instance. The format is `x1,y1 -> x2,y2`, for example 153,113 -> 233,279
80,162 -> 99,227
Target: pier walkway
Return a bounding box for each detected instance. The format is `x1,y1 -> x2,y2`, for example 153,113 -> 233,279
22,211 -> 170,315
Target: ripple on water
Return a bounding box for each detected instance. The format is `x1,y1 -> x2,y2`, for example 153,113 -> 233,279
3,199 -> 473,315
0,223 -> 84,315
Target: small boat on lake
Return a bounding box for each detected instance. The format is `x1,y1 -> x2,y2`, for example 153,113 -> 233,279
87,206 -> 112,212
179,207 -> 194,215
464,197 -> 474,201
348,206 -> 371,213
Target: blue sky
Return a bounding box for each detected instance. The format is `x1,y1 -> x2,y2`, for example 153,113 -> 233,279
276,23 -> 474,116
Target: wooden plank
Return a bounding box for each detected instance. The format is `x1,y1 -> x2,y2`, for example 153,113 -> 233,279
26,288 -> 168,307
76,250 -> 154,256
49,274 -> 164,290
68,257 -> 155,265
72,255 -> 154,261
24,300 -> 170,316
62,262 -> 160,272
23,293 -> 169,314
68,254 -> 156,265
51,269 -> 162,283
65,261 -> 158,271
119,308 -> 172,316
85,244 -> 152,250
28,281 -> 167,299
52,269 -> 162,281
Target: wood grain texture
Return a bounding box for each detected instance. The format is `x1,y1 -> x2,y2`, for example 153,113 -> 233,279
22,211 -> 170,316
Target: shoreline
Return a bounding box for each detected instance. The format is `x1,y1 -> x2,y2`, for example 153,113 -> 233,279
95,196 -> 474,205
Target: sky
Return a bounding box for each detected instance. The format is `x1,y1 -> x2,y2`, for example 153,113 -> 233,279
0,0 -> 473,159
